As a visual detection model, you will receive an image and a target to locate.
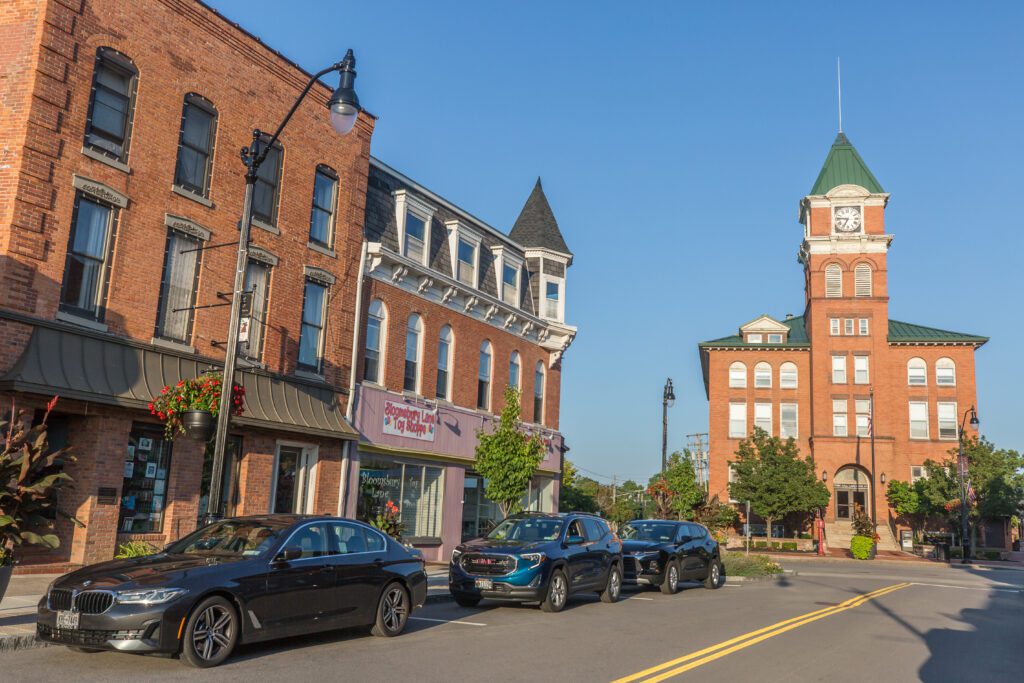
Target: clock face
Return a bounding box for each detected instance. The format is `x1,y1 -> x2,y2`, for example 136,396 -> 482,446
834,206 -> 863,233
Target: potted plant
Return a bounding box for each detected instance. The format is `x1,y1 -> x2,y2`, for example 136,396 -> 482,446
369,500 -> 405,542
149,372 -> 245,440
850,503 -> 877,560
1,397 -> 81,601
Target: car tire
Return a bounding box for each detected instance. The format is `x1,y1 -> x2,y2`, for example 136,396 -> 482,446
371,582 -> 410,637
180,595 -> 238,668
67,646 -> 103,654
454,594 -> 481,608
599,564 -> 622,603
660,560 -> 680,595
540,569 -> 568,613
704,559 -> 722,589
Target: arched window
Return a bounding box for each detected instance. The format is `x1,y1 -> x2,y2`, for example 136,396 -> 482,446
825,264 -> 842,298
85,47 -> 139,163
754,362 -> 772,388
364,299 -> 386,383
404,313 -> 423,393
174,93 -> 217,198
436,325 -> 453,400
534,361 -> 546,425
728,362 -> 746,388
854,263 -> 872,297
907,357 -> 927,386
780,362 -> 798,389
936,357 -> 956,386
509,351 -> 521,391
477,341 -> 492,410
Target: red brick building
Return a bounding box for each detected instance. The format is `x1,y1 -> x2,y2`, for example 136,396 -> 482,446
699,133 -> 987,549
0,0 -> 374,570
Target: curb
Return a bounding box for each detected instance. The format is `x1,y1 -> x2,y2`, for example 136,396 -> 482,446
723,571 -> 796,583
425,592 -> 454,604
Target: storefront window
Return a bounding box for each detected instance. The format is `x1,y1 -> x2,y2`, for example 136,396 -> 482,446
462,474 -> 499,541
119,425 -> 172,533
357,458 -> 443,539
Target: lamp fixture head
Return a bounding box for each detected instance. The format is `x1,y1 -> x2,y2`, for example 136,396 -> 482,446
328,49 -> 361,136
880,472 -> 886,484
969,406 -> 979,430
822,470 -> 828,482
664,378 -> 676,407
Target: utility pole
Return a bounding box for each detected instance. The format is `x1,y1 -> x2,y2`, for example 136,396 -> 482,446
687,432 -> 709,491
612,475 -> 617,504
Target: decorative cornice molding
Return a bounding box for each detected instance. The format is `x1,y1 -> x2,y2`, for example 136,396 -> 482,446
73,175 -> 129,208
164,213 -> 211,241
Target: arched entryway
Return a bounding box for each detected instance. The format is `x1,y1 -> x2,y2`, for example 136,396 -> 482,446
834,466 -> 870,520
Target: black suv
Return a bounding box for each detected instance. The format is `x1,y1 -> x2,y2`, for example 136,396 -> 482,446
620,519 -> 722,593
449,512 -> 623,612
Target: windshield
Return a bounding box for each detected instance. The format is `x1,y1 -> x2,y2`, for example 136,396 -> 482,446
620,522 -> 677,542
486,517 -> 564,542
165,519 -> 290,559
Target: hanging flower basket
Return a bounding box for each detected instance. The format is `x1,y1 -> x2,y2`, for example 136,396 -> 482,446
149,372 -> 245,439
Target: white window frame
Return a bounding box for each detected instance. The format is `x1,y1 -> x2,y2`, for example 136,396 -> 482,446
909,401 -> 929,440
854,355 -> 869,385
779,362 -> 798,389
728,361 -> 747,388
832,399 -> 848,437
746,333 -> 763,344
937,402 -> 958,441
825,264 -> 842,297
270,442 -> 319,514
908,358 -> 927,386
754,402 -> 772,435
780,403 -> 798,439
542,274 -> 565,322
509,351 -> 521,391
854,263 -> 872,297
910,466 -> 926,484
832,355 -> 847,384
936,358 -> 956,386
456,237 -> 479,287
394,190 -> 435,267
728,402 -> 746,438
364,299 -> 387,385
754,362 -> 772,388
403,313 -> 423,394
767,333 -> 783,344
492,246 -> 524,306
436,324 -> 453,401
446,219 -> 484,288
859,318 -> 869,336
830,318 -> 840,336
844,318 -> 854,336
855,399 -> 871,437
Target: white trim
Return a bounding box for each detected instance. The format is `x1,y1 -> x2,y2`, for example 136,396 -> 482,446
394,189 -> 436,267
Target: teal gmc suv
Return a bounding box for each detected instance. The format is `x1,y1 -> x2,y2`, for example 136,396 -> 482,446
448,512 -> 623,612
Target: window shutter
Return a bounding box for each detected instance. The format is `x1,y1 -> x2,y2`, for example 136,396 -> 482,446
854,264 -> 872,297
825,265 -> 842,297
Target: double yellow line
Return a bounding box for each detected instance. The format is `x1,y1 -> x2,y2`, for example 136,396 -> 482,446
612,582 -> 910,682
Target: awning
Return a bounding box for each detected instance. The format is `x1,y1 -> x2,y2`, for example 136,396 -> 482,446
0,319 -> 357,440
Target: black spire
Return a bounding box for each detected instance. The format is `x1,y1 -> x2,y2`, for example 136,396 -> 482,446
509,178 -> 571,256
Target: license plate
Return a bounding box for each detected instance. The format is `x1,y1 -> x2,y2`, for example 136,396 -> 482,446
475,578 -> 493,590
56,611 -> 79,630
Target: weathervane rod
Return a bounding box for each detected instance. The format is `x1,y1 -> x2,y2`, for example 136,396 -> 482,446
837,56 -> 843,133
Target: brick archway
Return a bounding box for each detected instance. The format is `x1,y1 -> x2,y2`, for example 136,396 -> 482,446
833,465 -> 871,521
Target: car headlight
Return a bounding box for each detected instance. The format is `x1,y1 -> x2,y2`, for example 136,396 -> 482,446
519,552 -> 546,569
115,588 -> 188,605
450,548 -> 463,563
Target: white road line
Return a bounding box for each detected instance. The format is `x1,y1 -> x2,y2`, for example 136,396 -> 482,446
409,616 -> 487,626
909,581 -> 1022,593
628,596 -> 655,601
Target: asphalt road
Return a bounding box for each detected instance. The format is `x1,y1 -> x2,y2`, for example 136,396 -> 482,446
5,560 -> 1021,682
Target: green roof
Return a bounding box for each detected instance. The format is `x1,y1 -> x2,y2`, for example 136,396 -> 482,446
888,320 -> 988,345
810,132 -> 885,195
698,315 -> 809,348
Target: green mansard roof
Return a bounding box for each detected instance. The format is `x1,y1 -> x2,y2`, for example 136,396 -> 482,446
887,320 -> 988,345
698,315 -> 809,349
810,132 -> 885,195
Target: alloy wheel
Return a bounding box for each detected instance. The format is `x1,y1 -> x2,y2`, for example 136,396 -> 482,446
191,604 -> 233,662
669,565 -> 678,587
551,574 -> 567,608
610,568 -> 621,599
382,586 -> 408,633
711,563 -> 720,585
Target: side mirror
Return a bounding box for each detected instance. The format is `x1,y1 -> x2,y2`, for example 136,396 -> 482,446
564,535 -> 585,546
274,546 -> 302,564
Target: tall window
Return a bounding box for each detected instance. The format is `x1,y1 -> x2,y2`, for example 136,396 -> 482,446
84,48 -> 137,162
60,194 -> 117,321
242,260 -> 271,360
154,230 -> 202,343
854,356 -> 870,385
830,318 -> 840,335
545,280 -> 561,320
405,213 -> 426,263
832,355 -> 847,384
298,279 -> 327,372
728,403 -> 746,438
436,325 -> 452,400
534,361 -> 545,424
364,299 -> 386,383
754,402 -> 772,435
825,264 -> 842,297
859,318 -> 869,336
907,358 -> 927,386
404,314 -> 423,393
832,399 -> 848,436
937,402 -> 958,440
456,239 -> 476,286
844,319 -> 854,336
936,358 -> 956,386
855,399 -> 872,437
754,362 -> 772,388
502,264 -> 519,304
309,166 -> 338,248
854,263 -> 872,297
728,362 -> 746,388
477,341 -> 492,410
909,401 -> 929,439
509,351 -> 521,391
780,362 -> 798,389
173,94 -> 217,197
252,138 -> 283,226
780,403 -> 798,439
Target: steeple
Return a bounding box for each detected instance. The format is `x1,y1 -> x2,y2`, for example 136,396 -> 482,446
810,132 -> 884,195
509,178 -> 572,256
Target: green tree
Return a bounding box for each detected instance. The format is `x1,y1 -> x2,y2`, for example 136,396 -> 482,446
475,387 -> 545,517
646,451 -> 704,520
886,479 -> 925,539
728,428 -> 830,540
558,460 -> 599,513
959,437 -> 1024,520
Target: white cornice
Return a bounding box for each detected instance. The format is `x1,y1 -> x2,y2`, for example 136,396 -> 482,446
798,234 -> 894,263
524,247 -> 573,267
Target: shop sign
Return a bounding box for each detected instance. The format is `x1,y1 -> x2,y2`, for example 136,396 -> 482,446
382,399 -> 436,441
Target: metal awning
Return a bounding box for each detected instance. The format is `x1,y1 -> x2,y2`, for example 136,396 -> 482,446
0,320 -> 357,440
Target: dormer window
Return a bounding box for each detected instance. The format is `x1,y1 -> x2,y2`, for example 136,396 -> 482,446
394,190 -> 435,267
767,333 -> 783,344
446,219 -> 484,289
404,213 -> 426,263
502,263 -> 519,305
457,238 -> 477,286
746,334 -> 763,344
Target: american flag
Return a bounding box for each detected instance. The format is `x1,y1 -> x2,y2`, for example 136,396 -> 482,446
966,482 -> 977,506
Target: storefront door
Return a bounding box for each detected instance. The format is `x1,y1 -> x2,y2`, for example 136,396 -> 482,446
462,474 -> 499,541
834,467 -> 869,521
272,444 -> 318,514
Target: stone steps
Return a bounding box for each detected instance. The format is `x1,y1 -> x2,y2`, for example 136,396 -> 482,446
825,522 -> 901,552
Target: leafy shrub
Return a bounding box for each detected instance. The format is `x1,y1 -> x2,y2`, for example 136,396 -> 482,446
781,542 -> 798,552
722,551 -> 783,577
115,540 -> 158,559
949,546 -> 963,559
798,532 -> 812,539
754,541 -> 768,549
976,550 -> 1002,561
850,535 -> 875,560
851,504 -> 876,538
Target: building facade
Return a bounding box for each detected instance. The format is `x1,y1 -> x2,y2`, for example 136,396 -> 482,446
342,162 -> 576,561
699,132 -> 987,548
0,0 -> 374,570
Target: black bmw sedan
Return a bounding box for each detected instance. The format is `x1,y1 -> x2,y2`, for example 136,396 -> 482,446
620,520 -> 722,594
37,515 -> 427,667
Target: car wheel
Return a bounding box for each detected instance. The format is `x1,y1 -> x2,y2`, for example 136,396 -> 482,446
67,646 -> 103,654
660,560 -> 680,595
540,569 -> 568,613
180,596 -> 238,668
454,594 -> 481,608
600,564 -> 622,603
704,560 -> 722,589
372,582 -> 410,637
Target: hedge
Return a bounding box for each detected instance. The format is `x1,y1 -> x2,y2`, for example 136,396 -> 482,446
850,535 -> 875,560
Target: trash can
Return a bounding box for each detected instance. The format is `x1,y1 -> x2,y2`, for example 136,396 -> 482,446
940,543 -> 950,561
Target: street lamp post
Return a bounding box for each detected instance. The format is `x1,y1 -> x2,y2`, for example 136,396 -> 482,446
869,387 -> 877,533
661,378 -> 675,473
957,406 -> 980,564
203,51 -> 361,526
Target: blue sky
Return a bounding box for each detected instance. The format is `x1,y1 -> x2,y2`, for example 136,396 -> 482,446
210,0 -> 1023,484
